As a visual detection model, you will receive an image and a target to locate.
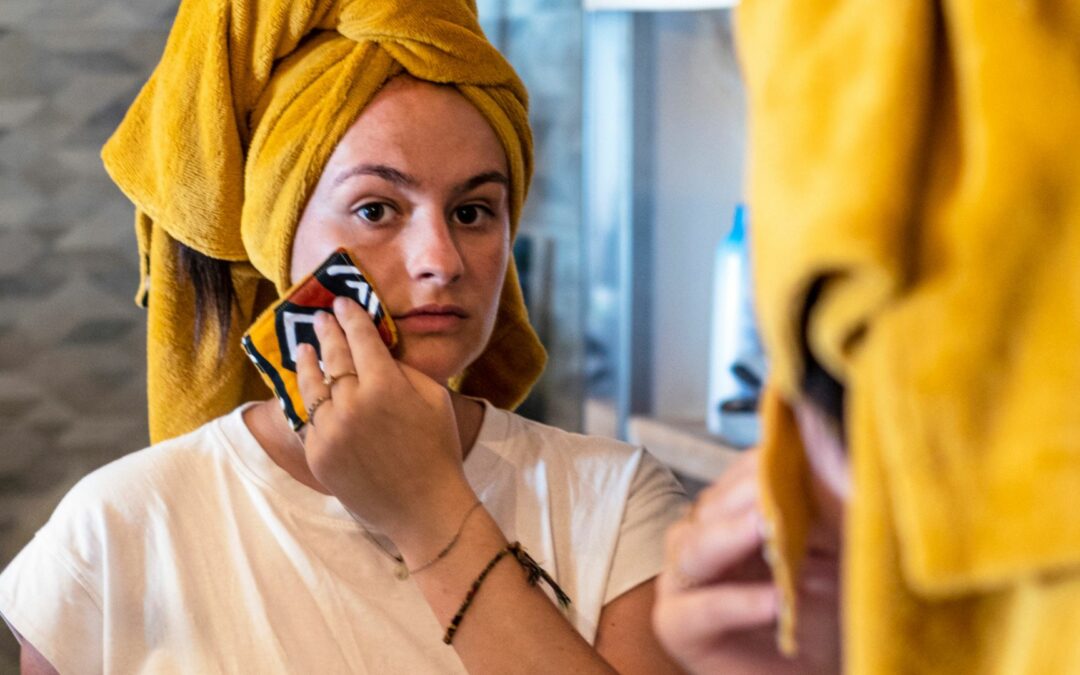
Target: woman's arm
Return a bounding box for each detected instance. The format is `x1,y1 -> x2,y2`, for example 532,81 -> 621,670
595,579 -> 685,674
14,629 -> 59,675
398,504 -> 681,675
21,643 -> 59,675
296,297 -> 680,674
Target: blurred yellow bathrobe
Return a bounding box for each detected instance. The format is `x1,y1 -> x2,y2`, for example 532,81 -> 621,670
738,1 -> 1080,672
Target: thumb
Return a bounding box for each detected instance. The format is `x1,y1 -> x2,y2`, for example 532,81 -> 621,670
398,361 -> 455,411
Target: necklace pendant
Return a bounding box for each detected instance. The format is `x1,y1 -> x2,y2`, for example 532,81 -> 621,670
394,563 -> 409,581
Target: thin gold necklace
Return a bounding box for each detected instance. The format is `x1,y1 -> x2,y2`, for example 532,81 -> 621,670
288,429 -> 410,579
346,506 -> 410,581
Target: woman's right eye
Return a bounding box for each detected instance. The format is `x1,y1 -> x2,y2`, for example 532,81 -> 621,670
354,202 -> 389,224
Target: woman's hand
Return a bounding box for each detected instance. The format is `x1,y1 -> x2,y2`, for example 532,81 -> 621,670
652,452 -> 841,675
294,295 -> 477,551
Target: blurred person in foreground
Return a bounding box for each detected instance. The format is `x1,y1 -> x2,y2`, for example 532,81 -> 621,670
655,0 -> 1080,672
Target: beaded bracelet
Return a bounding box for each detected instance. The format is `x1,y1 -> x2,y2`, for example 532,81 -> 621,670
443,541 -> 572,645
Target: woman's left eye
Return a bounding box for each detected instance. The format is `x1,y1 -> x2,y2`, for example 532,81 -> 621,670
454,204 -> 490,226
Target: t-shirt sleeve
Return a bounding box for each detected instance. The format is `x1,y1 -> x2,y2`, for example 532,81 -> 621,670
603,450 -> 689,605
0,493 -> 106,675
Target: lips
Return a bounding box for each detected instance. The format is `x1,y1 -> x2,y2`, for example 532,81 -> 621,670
395,304 -> 468,319
393,304 -> 469,332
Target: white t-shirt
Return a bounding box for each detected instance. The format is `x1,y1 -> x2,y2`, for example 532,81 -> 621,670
0,402 -> 687,674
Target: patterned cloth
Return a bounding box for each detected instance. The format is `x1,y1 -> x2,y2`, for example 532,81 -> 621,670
242,249 -> 397,430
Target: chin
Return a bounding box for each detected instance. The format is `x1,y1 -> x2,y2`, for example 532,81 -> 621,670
394,330 -> 489,383
397,350 -> 473,385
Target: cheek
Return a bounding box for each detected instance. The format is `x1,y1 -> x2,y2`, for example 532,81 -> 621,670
290,183 -> 364,285
477,237 -> 510,308
289,208 -> 328,285
289,229 -> 314,285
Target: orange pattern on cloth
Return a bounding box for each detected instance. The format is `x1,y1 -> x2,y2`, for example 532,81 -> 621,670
241,249 -> 397,430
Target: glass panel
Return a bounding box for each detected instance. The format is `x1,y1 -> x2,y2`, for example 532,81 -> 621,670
480,0 -> 585,430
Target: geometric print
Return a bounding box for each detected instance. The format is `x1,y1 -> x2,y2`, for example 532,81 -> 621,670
242,249 -> 397,430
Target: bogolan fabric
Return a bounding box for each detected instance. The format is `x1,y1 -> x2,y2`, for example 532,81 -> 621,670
241,248 -> 397,430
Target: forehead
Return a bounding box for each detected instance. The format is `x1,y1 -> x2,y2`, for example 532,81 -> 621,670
324,77 -> 508,183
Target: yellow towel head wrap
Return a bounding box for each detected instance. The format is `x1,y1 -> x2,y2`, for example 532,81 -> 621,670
102,0 -> 546,443
739,0 -> 1080,670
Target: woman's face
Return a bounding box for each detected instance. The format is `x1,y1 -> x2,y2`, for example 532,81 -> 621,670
291,77 -> 511,384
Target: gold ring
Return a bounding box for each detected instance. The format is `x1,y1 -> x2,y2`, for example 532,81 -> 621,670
306,395 -> 330,427
323,370 -> 358,388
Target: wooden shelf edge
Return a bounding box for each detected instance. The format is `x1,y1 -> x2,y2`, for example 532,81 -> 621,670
627,415 -> 745,483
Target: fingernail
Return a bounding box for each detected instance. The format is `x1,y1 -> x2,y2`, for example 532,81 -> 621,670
333,296 -> 349,314
315,311 -> 329,326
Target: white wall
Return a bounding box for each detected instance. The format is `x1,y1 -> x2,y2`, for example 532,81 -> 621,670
649,10 -> 746,419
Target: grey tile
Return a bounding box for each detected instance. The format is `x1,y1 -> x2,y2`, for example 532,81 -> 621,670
0,268 -> 66,298
0,465 -> 66,496
52,74 -> 143,141
0,398 -> 36,426
84,250 -> 139,297
55,49 -> 139,73
62,317 -> 135,344
58,416 -> 149,463
0,97 -> 46,127
0,230 -> 46,275
0,428 -> 48,473
0,178 -> 47,226
0,624 -> 16,673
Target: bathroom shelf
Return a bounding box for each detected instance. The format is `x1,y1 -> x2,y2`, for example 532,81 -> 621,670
584,400 -> 743,484
585,0 -> 738,10
626,415 -> 744,483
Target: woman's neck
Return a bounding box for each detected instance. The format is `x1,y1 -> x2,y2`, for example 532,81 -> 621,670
243,390 -> 486,496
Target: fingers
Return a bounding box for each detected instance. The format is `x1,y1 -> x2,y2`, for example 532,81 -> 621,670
665,452 -> 764,587
654,457 -> 781,669
696,451 -> 758,521
312,310 -> 355,387
296,342 -> 333,427
297,297 -> 399,428
654,579 -> 777,644
397,360 -> 454,411
665,507 -> 764,590
332,296 -> 398,383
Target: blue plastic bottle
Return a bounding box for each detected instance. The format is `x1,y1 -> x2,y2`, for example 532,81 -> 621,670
706,204 -> 765,447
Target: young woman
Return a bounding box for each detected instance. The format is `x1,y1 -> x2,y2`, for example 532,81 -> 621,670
0,2 -> 686,673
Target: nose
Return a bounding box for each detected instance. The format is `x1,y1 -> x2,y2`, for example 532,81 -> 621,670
404,212 -> 465,285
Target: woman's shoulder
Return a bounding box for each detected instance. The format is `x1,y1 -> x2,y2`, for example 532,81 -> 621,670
494,406 -> 643,463
486,406 -> 685,504
48,411 -> 241,531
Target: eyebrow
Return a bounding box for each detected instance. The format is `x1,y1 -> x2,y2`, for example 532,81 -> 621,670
332,164 -> 418,189
450,171 -> 510,198
332,164 -> 509,196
